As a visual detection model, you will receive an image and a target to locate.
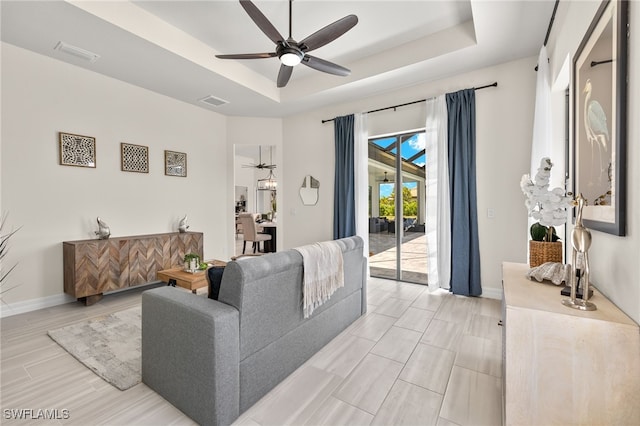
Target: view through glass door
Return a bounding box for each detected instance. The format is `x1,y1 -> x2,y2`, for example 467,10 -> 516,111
368,131 -> 427,284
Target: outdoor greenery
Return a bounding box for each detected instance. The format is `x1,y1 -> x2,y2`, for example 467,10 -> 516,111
379,186 -> 418,218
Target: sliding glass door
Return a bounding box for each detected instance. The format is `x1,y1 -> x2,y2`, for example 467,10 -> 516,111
368,131 -> 427,284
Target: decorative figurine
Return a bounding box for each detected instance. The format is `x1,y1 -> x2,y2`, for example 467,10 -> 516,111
178,214 -> 189,233
562,194 -> 597,311
95,217 -> 110,240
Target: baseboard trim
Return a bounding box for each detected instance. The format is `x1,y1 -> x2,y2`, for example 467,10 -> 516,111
0,293 -> 75,318
481,287 -> 503,300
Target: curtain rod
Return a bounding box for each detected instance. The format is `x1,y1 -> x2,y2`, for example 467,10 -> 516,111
543,0 -> 560,47
535,0 -> 560,71
321,81 -> 498,124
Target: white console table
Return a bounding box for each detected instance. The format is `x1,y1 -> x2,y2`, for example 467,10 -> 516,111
502,262 -> 640,425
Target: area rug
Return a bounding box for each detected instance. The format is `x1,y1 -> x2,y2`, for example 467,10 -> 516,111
48,306 -> 141,390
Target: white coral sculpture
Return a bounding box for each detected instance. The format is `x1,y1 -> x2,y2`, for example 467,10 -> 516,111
520,158 -> 573,237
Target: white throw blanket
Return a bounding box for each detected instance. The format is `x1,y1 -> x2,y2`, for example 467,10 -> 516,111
294,241 -> 344,318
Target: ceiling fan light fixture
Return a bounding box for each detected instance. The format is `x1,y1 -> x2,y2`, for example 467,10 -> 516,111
279,48 -> 303,66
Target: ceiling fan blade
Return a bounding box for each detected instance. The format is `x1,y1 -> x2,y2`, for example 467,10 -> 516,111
299,15 -> 358,53
302,55 -> 350,76
216,52 -> 277,60
277,64 -> 294,88
216,52 -> 278,59
239,0 -> 284,45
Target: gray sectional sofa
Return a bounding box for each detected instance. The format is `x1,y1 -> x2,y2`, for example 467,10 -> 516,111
141,236 -> 367,426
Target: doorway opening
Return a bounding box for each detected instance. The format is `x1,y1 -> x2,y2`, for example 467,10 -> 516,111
234,145 -> 278,256
368,130 -> 427,284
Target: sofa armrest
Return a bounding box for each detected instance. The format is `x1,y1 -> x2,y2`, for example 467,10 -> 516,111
142,286 -> 240,426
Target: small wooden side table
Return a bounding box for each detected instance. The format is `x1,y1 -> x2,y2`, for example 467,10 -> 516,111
156,260 -> 226,294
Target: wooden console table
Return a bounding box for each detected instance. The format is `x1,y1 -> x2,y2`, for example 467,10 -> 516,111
63,232 -> 203,305
502,262 -> 640,425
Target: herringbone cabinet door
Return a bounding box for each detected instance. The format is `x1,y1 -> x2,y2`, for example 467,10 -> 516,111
129,236 -> 170,286
171,233 -> 204,267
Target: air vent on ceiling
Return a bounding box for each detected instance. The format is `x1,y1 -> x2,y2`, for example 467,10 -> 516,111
54,41 -> 100,63
199,95 -> 229,107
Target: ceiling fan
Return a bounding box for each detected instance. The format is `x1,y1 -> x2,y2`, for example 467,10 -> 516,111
242,146 -> 276,170
377,172 -> 394,183
216,0 -> 358,88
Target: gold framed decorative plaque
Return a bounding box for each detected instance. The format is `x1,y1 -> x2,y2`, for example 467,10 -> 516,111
121,143 -> 149,173
59,132 -> 96,168
165,150 -> 187,177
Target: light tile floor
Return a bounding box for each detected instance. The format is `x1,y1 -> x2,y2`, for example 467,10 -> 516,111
0,278 -> 503,426
235,277 -> 504,426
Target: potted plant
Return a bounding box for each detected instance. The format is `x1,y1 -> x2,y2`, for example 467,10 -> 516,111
521,158 -> 572,267
183,253 -> 200,271
1,213 -> 20,302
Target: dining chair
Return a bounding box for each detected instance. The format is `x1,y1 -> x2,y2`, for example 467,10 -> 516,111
238,213 -> 271,254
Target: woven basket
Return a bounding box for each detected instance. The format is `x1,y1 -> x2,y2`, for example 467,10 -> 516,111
529,240 -> 562,267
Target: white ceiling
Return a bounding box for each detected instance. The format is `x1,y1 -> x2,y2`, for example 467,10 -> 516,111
1,0 -> 556,118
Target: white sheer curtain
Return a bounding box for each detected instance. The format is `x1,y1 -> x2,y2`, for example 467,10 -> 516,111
425,96 -> 450,290
353,113 -> 370,276
531,46 -> 552,175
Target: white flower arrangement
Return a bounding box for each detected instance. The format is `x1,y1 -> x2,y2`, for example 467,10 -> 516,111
521,158 -> 572,240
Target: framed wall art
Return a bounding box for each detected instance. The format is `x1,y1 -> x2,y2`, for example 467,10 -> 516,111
59,132 -> 96,168
121,142 -> 149,173
165,150 -> 187,177
572,0 -> 628,235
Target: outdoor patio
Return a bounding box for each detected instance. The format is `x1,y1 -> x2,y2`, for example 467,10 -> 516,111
369,231 -> 428,284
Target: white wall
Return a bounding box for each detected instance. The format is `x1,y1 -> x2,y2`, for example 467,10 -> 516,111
547,1 -> 640,323
283,57 -> 537,297
1,43 -> 228,312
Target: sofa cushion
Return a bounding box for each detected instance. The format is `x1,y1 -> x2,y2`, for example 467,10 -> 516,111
218,237 -> 364,361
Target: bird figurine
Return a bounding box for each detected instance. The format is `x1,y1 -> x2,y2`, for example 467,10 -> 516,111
562,194 -> 596,311
95,217 -> 110,239
583,79 -> 610,183
178,215 -> 189,233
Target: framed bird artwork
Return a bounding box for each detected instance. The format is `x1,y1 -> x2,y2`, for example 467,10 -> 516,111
572,0 -> 628,236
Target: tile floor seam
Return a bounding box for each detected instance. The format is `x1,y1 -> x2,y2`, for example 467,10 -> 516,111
346,332 -> 381,345
368,378 -> 399,420
453,334 -> 502,378
451,364 -> 498,378
417,341 -> 457,355
434,355 -> 456,422
330,394 -> 375,419
298,382 -> 343,426
395,377 -> 446,396
392,321 -> 432,333
358,311 -> 404,322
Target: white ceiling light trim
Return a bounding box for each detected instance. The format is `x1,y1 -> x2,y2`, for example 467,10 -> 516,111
54,41 -> 100,63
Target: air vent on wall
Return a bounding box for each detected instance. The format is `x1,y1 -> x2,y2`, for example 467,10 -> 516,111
199,95 -> 229,107
54,41 -> 100,63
